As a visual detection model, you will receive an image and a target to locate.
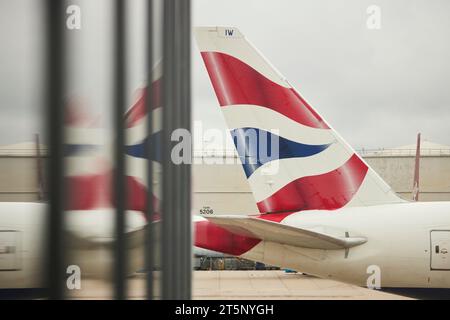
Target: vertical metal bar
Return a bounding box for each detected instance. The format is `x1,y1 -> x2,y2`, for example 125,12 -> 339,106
173,0 -> 182,298
145,0 -> 154,300
162,0 -> 174,299
180,0 -> 192,298
175,0 -> 191,298
46,0 -> 65,300
114,0 -> 127,300
35,133 -> 45,201
162,0 -> 191,300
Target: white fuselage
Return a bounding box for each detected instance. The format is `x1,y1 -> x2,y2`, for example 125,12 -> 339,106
0,202 -> 149,289
242,202 -> 450,289
1,201 -> 450,290
0,202 -> 216,290
0,203 -> 46,290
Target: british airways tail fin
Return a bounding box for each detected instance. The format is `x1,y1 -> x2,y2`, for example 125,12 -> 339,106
195,26 -> 404,214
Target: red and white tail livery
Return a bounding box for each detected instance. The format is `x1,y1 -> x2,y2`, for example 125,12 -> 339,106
194,26 -> 450,296
195,26 -> 403,214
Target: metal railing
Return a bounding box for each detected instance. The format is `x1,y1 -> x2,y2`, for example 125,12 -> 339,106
44,0 -> 191,300
357,148 -> 450,157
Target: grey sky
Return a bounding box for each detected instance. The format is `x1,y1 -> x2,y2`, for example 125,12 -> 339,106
1,0 -> 449,150
0,0 -> 45,145
193,0 -> 450,150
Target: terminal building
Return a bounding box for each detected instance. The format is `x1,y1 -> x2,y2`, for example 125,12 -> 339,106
1,139 -> 450,272
0,141 -> 47,202
191,140 -> 450,215
193,140 -> 450,272
1,140 -> 449,211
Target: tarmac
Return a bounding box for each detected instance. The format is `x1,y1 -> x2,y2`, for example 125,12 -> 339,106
192,270 -> 410,300
69,270 -> 411,299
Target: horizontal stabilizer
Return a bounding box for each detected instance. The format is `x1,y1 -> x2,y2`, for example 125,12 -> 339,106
206,215 -> 367,250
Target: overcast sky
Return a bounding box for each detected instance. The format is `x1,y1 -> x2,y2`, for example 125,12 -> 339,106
1,0 -> 449,150
193,0 -> 450,150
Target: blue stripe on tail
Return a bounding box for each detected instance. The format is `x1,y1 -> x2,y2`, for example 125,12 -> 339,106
125,131 -> 161,163
230,128 -> 330,178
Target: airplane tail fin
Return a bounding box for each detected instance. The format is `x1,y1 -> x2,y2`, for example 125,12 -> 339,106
195,26 -> 404,214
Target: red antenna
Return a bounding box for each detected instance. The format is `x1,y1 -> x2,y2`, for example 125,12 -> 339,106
412,133 -> 421,201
